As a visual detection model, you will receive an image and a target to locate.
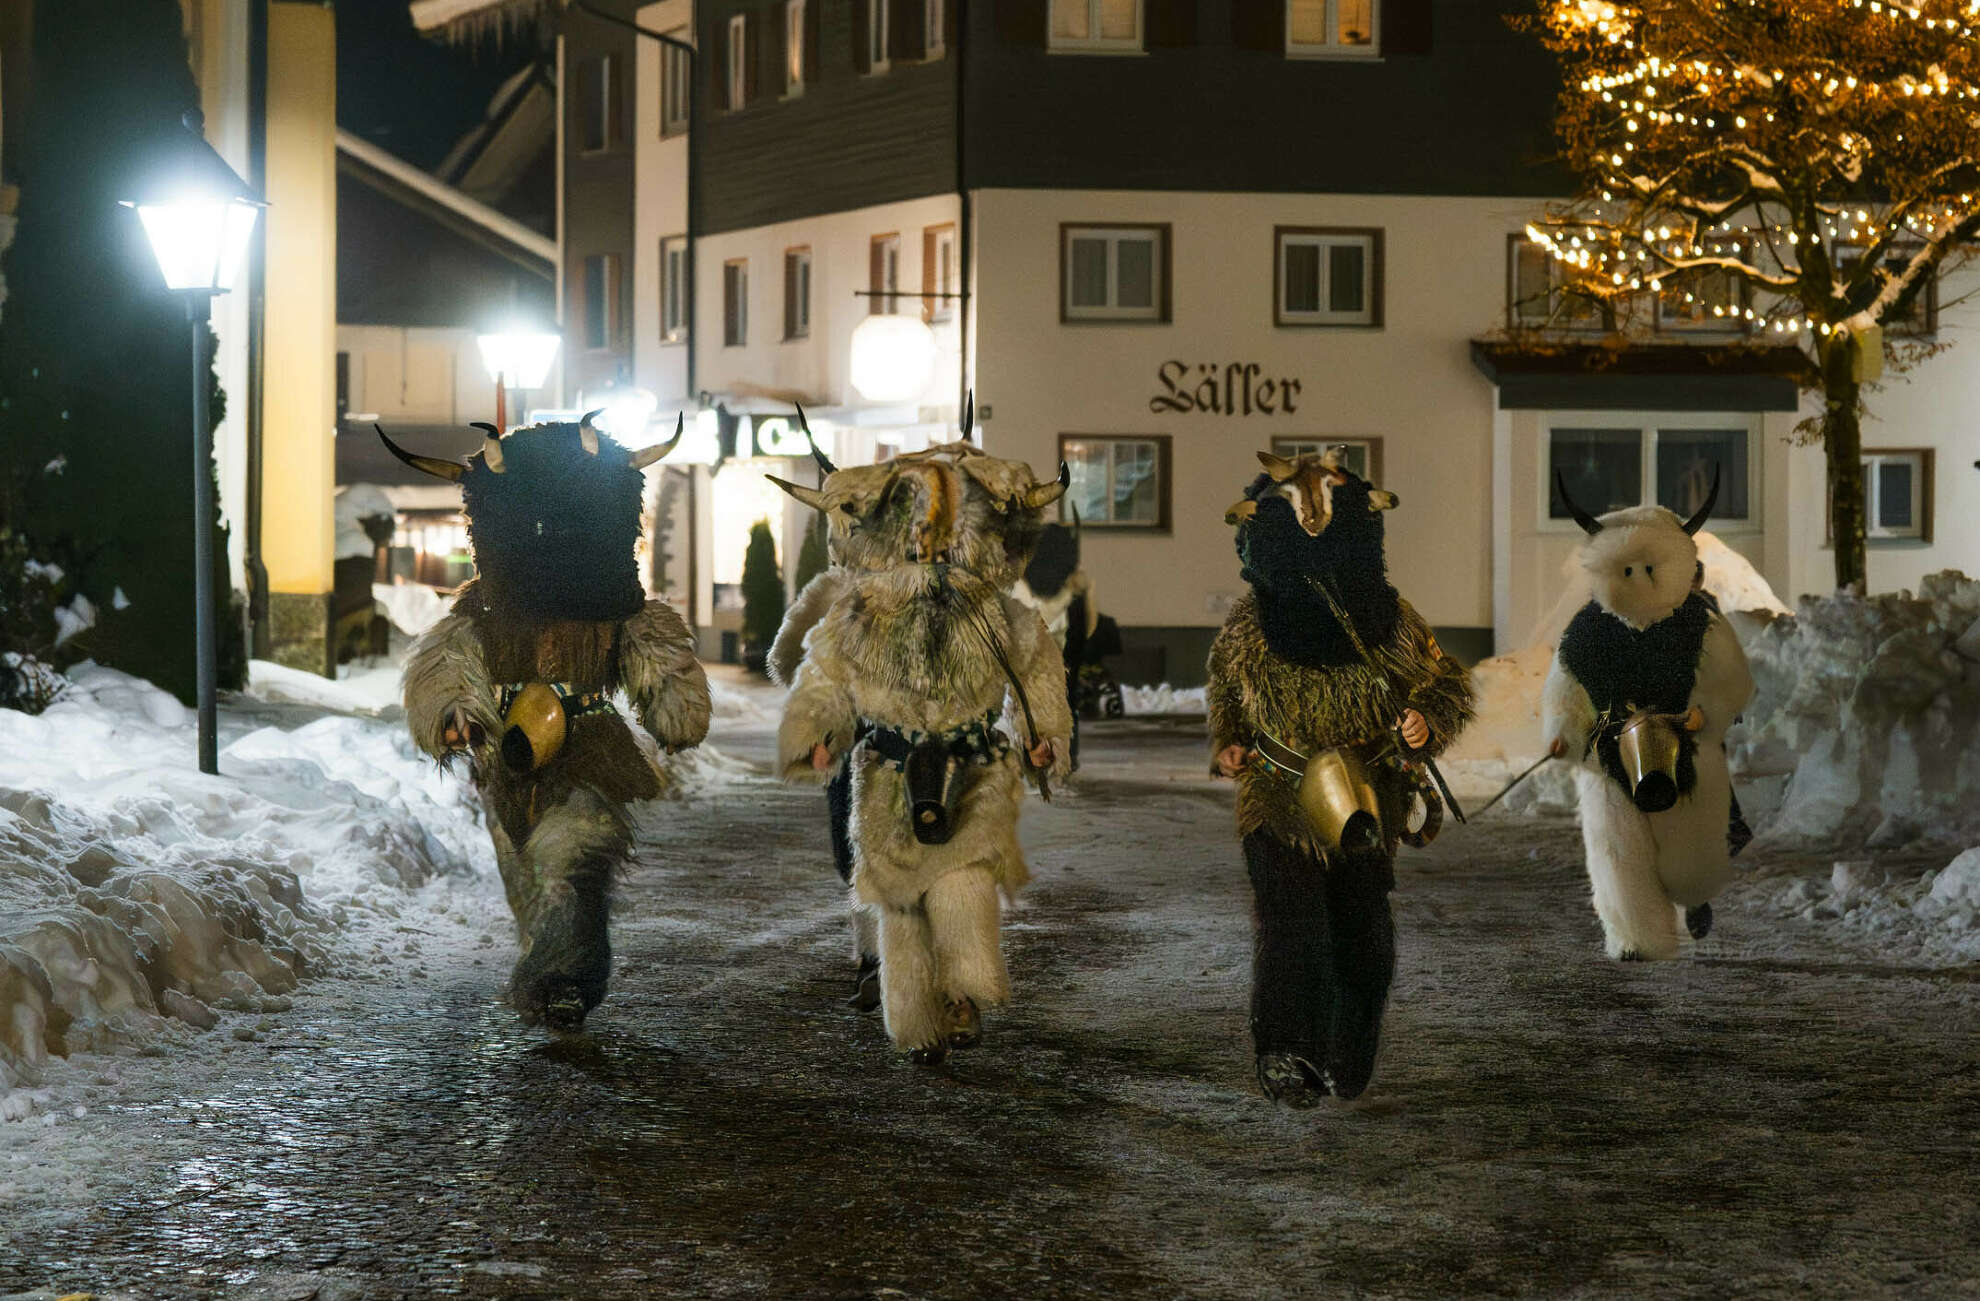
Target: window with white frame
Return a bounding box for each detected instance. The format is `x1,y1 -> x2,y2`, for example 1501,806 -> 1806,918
867,0 -> 891,72
1062,224 -> 1167,322
726,14 -> 748,110
1050,0 -> 1142,51
578,54 -> 622,151
1270,437 -> 1382,483
785,1 -> 807,95
1655,237 -> 1753,333
723,259 -> 748,347
925,0 -> 946,56
784,246 -> 812,340
660,30 -> 690,135
1546,417 -> 1755,527
925,224 -> 957,323
1060,434 -> 1170,528
1508,235 -> 1610,332
1277,227 -> 1380,327
1862,449 -> 1932,541
660,235 -> 687,344
868,233 -> 901,316
1287,0 -> 1379,55
583,253 -> 622,349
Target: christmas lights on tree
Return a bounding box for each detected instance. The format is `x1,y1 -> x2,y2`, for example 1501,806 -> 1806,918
1524,0 -> 1980,588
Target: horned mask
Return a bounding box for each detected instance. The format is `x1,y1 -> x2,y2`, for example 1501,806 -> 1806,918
377,410 -> 681,621
1555,468 -> 1718,632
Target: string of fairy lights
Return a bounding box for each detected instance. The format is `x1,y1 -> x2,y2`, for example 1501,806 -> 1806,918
1530,0 -> 1980,336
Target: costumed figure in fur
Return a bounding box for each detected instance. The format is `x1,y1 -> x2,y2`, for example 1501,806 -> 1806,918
385,413 -> 709,1031
1208,448 -> 1473,1106
1011,515 -> 1096,770
1542,472 -> 1753,961
770,443 -> 1071,1063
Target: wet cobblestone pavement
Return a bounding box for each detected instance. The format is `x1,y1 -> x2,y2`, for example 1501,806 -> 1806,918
4,717 -> 1978,1299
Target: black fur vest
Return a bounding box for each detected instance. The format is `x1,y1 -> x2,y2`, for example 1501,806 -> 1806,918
1557,592 -> 1713,795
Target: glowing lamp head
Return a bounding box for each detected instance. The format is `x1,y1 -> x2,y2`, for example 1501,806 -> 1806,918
123,111 -> 263,294
476,330 -> 562,391
849,313 -> 938,403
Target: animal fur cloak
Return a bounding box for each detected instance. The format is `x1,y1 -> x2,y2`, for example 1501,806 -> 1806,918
772,444 -> 1071,1062
388,415 -> 709,1030
1208,448 -> 1473,1104
1542,487 -> 1754,961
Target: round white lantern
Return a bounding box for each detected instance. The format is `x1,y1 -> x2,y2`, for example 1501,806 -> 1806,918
849,313 -> 938,403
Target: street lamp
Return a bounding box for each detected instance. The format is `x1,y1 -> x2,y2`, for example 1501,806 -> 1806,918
849,313 -> 938,403
474,328 -> 561,431
122,110 -> 264,777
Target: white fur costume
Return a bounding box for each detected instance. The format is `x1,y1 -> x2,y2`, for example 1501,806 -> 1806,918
1541,504 -> 1755,961
779,569 -> 1071,1054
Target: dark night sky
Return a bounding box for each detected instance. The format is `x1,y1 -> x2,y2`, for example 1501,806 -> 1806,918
335,0 -> 537,171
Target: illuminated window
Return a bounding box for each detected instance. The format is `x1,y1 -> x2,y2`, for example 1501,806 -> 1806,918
660,236 -> 687,344
1508,235 -> 1612,332
1060,434 -> 1170,528
726,14 -> 748,110
1270,437 -> 1382,483
784,246 -> 812,340
924,0 -> 946,56
1546,417 -> 1755,528
583,253 -> 622,350
1049,0 -> 1142,51
577,54 -> 623,151
785,1 -> 806,95
660,30 -> 690,135
1287,0 -> 1378,55
724,259 -> 748,347
869,232 -> 901,316
1862,449 -> 1932,542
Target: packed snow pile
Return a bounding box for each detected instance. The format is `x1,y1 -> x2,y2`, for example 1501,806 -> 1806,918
371,580 -> 451,638
1441,531 -> 1789,813
0,662 -> 494,1107
334,483 -> 398,562
1121,684 -> 1207,716
1729,570 -> 1980,851
1733,846 -> 1980,966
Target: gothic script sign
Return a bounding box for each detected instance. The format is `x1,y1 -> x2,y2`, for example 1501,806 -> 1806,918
1149,361 -> 1303,416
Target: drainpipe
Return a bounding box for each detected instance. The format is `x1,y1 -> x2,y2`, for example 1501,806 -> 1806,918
955,0 -> 970,434
245,0 -> 270,658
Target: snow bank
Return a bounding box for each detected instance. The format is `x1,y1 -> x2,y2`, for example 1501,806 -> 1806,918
1441,531 -> 1788,814
0,663 -> 491,1107
1735,845 -> 1980,967
248,658 -> 403,714
1729,571 -> 1980,851
372,581 -> 450,638
1121,684 -> 1207,716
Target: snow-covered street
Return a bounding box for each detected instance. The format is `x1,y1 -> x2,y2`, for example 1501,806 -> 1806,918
3,676 -> 1977,1300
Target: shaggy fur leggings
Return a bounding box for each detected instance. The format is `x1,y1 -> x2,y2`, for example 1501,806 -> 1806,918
1244,831 -> 1397,1100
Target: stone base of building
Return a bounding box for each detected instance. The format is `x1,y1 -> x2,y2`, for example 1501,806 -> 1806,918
267,591 -> 334,678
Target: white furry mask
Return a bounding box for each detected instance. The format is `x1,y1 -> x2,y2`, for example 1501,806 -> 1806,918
1579,505 -> 1699,631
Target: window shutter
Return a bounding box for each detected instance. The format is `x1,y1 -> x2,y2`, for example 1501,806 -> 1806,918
854,0 -> 872,72
714,23 -> 731,110
784,256 -> 798,338
1145,0 -> 1196,47
745,15 -> 761,102
1385,0 -> 1433,56
1230,0 -> 1283,50
995,0 -> 1048,45
606,53 -> 625,145
806,0 -> 822,80
894,0 -> 924,59
921,229 -> 937,323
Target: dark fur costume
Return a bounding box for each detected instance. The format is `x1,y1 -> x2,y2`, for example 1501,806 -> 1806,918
1209,455 -> 1473,1100
1557,593 -> 1711,798
399,419 -> 709,1030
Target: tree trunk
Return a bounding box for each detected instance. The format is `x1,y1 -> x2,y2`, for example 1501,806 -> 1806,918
1820,337 -> 1867,594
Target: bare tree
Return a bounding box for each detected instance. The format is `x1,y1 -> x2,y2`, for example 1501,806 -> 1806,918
1522,0 -> 1980,590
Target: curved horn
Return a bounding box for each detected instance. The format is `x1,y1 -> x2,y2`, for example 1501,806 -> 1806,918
1021,461 -> 1070,510
578,408 -> 603,457
795,402 -> 836,475
376,424 -> 465,483
468,422 -> 506,472
1681,465 -> 1720,536
630,413 -> 685,470
765,474 -> 828,511
1257,451 -> 1298,482
1554,470 -> 1604,537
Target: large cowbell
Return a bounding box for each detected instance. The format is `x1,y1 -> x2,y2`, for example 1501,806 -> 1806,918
904,740 -> 972,845
1296,747 -> 1384,853
1617,711 -> 1682,813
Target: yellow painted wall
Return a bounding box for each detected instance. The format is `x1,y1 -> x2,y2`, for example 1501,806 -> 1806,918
260,2 -> 336,596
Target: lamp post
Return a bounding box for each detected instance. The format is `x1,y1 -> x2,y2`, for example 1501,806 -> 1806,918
474,328 -> 561,432
123,110 -> 264,776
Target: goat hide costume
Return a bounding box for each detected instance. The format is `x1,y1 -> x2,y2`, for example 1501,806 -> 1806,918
1208,449 -> 1472,1105
1542,474 -> 1753,962
771,441 -> 1071,1063
386,415 -> 709,1031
